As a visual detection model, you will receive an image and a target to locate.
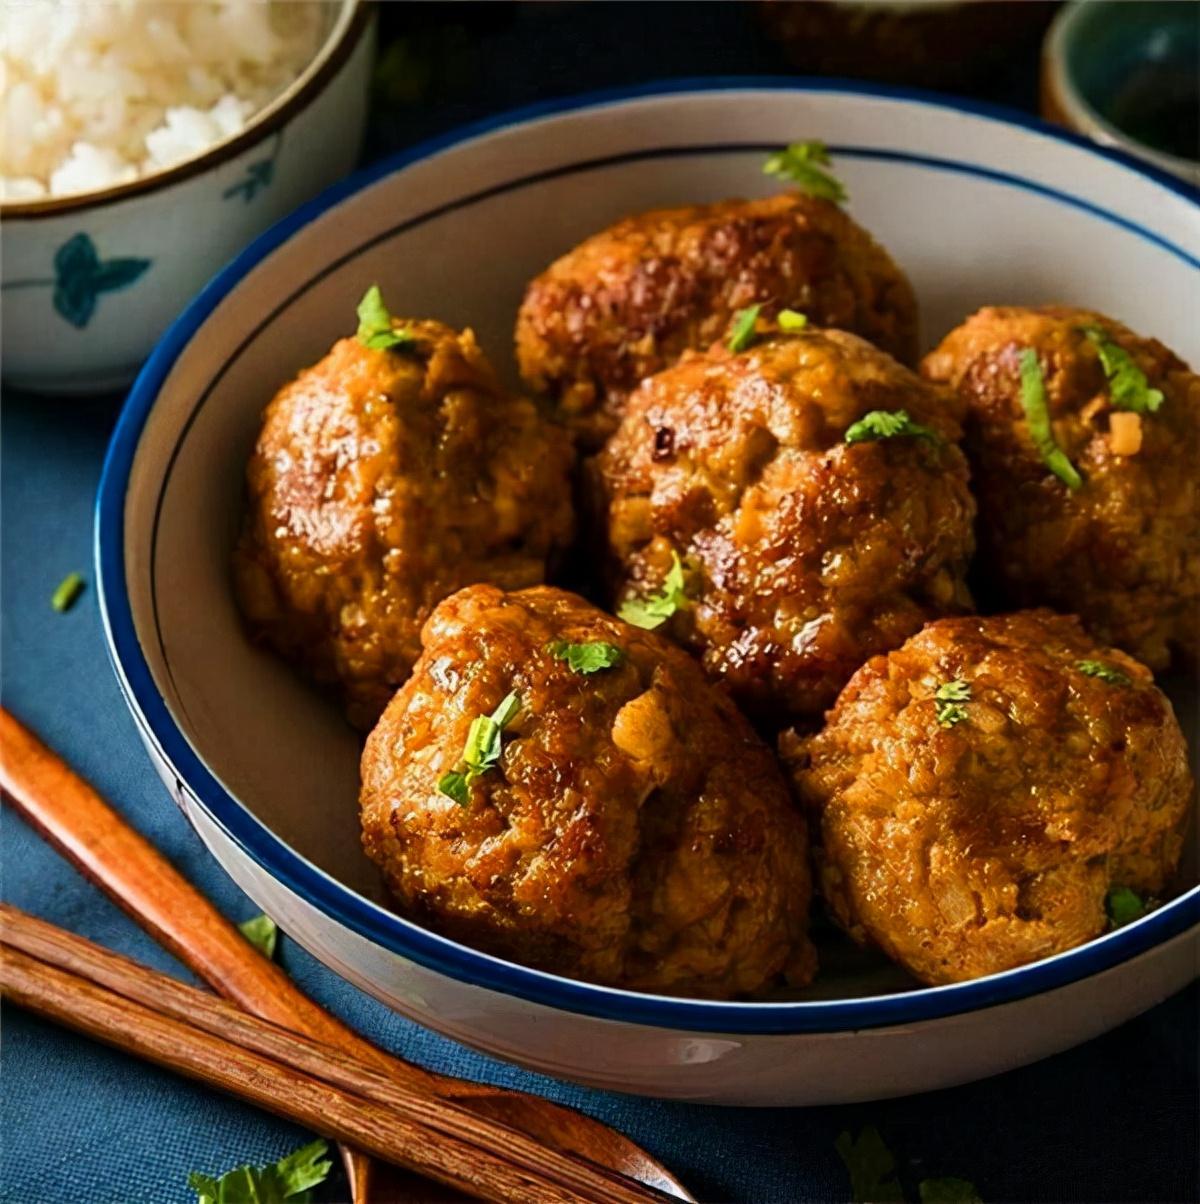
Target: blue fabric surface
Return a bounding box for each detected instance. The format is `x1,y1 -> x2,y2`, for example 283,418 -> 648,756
3,9 -> 1198,1201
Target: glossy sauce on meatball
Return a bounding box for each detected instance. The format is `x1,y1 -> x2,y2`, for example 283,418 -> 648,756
360,584 -> 816,997
591,327 -> 976,722
516,191 -> 919,447
782,610 -> 1194,986
922,305 -> 1199,670
234,320 -> 575,729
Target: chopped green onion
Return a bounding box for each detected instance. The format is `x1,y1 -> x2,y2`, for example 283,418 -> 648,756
1018,349 -> 1082,490
844,409 -> 941,446
237,914 -> 278,960
51,572 -> 85,613
1076,659 -> 1131,686
934,679 -> 971,728
763,140 -> 848,203
618,551 -> 690,630
1106,885 -> 1146,929
549,640 -> 624,674
776,308 -> 808,332
356,284 -> 416,351
437,691 -> 522,805
1078,325 -> 1164,414
728,304 -> 762,353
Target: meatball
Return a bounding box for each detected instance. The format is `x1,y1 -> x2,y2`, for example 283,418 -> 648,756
590,326 -> 976,722
516,191 -> 919,447
781,610 -> 1194,986
360,584 -> 816,997
922,305 -> 1200,670
233,320 -> 575,729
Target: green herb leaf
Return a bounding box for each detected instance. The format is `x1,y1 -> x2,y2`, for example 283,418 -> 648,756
549,640 -> 624,674
845,409 -> 941,446
1079,325 -> 1164,414
919,1177 -> 984,1203
1076,659 -> 1131,686
238,914 -> 278,960
438,691 -> 522,805
618,551 -> 690,630
356,284 -> 416,351
437,770 -> 470,806
728,304 -> 762,353
935,679 -> 971,728
1018,349 -> 1083,490
835,1127 -> 906,1204
187,1139 -> 332,1203
1106,885 -> 1146,929
51,572 -> 85,613
763,140 -> 848,203
776,308 -> 808,332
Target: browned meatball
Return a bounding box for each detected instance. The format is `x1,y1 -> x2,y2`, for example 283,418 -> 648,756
233,320 -> 575,729
781,610 -> 1194,986
516,191 -> 919,447
922,306 -> 1200,670
590,326 -> 976,722
360,584 -> 816,997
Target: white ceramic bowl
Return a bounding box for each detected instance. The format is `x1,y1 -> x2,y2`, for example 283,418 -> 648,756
96,80 -> 1200,1106
0,0 -> 373,395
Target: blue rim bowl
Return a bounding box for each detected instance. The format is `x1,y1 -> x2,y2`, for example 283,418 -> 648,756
95,77 -> 1200,1037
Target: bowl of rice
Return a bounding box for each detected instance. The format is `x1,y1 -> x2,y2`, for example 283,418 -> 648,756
1,0 -> 373,394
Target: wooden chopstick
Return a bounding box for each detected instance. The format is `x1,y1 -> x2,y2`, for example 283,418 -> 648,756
0,907 -> 670,1204
0,705 -> 694,1204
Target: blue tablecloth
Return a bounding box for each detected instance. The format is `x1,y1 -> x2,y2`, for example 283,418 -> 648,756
3,8 -> 1198,1202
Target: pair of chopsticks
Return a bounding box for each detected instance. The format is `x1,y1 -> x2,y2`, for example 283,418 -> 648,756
1,905 -> 662,1204
0,706 -> 691,1204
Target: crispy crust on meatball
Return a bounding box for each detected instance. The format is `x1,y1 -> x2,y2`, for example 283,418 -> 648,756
590,328 -> 976,722
922,305 -> 1200,670
233,321 -> 575,729
781,610 -> 1194,985
516,191 -> 919,447
359,584 -> 816,997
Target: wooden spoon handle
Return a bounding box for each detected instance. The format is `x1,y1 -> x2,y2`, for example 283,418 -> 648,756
0,706 -> 694,1202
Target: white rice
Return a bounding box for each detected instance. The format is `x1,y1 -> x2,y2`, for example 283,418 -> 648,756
1,0 -> 329,201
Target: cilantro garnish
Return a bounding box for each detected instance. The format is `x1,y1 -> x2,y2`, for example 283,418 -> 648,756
763,140 -> 848,203
188,1138 -> 332,1203
1076,659 -> 1131,686
238,913 -> 278,960
934,679 -> 971,728
1078,325 -> 1164,414
836,1127 -> 982,1204
845,409 -> 941,446
835,1127 -> 906,1203
549,640 -> 624,674
1017,349 -> 1082,491
619,551 -> 690,630
356,284 -> 416,351
777,308 -> 808,332
51,572 -> 85,613
1106,885 -> 1146,929
437,691 -> 522,805
728,304 -> 762,353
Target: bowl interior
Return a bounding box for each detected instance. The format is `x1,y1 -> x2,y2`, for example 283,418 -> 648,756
110,85 -> 1200,1005
1061,0 -> 1199,167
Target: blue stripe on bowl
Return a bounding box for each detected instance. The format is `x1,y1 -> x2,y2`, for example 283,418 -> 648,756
96,77 -> 1200,1036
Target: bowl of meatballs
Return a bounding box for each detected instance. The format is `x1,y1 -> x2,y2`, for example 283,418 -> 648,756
96,80 -> 1199,1105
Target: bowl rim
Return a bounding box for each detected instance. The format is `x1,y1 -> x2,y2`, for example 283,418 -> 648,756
1,0 -> 371,222
95,76 -> 1200,1037
1041,0 -> 1200,183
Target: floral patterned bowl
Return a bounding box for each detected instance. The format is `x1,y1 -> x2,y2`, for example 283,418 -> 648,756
0,0 -> 373,395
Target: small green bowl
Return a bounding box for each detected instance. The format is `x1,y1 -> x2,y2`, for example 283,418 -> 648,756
1042,0 -> 1199,186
